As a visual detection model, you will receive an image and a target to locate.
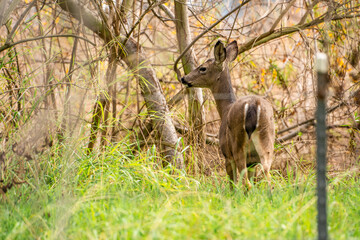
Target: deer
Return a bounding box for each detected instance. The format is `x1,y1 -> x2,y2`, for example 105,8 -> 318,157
181,40 -> 275,189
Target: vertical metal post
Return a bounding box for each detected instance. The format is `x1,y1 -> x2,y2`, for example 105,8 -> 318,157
315,53 -> 328,240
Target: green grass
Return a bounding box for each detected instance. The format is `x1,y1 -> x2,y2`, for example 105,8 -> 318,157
1,140 -> 359,240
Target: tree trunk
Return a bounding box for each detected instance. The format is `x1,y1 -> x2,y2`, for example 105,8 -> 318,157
174,0 -> 205,146
57,0 -> 184,168
100,55 -> 117,147
87,96 -> 107,154
0,0 -> 21,26
122,38 -> 184,168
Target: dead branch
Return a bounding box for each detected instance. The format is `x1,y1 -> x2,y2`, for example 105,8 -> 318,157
0,34 -> 95,53
277,123 -> 313,142
269,0 -> 296,33
238,13 -> 360,54
5,0 -> 36,43
277,101 -> 345,135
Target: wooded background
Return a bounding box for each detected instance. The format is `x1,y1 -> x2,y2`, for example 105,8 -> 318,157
1,0 -> 360,192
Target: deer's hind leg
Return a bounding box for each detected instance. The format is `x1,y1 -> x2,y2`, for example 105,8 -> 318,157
251,130 -> 274,185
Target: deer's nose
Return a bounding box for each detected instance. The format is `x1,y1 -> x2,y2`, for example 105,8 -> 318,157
181,77 -> 192,87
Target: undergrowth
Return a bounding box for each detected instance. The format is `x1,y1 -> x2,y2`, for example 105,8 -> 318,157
0,139 -> 359,240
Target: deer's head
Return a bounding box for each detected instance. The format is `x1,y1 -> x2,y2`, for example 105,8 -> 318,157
181,40 -> 238,88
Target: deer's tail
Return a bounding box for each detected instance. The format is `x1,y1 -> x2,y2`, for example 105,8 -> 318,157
244,103 -> 261,139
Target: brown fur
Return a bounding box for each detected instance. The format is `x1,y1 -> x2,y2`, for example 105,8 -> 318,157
181,41 -> 275,189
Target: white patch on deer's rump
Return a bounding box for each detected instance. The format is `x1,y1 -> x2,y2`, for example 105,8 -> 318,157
244,103 -> 249,130
256,105 -> 261,128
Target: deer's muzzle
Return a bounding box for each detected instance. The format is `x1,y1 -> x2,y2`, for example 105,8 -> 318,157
181,77 -> 192,87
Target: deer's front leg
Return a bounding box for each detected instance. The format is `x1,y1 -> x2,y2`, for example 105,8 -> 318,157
234,147 -> 252,190
225,158 -> 237,190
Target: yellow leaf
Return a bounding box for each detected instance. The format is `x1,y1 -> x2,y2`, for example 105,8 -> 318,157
249,60 -> 256,68
261,68 -> 266,76
272,69 -> 277,80
195,21 -> 202,28
337,57 -> 345,68
210,17 -> 217,24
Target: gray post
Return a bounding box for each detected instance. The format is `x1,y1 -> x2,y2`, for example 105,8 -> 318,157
315,53 -> 328,240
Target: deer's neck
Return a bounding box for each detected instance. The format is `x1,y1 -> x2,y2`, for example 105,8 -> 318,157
211,67 -> 236,120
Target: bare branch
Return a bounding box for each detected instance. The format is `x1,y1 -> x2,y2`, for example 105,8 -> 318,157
297,0 -> 321,25
124,0 -> 161,46
5,0 -> 35,42
238,12 -> 360,54
277,101 -> 345,135
173,0 -> 251,81
277,123 -> 313,142
269,0 -> 296,33
159,3 -> 175,21
0,34 -> 95,53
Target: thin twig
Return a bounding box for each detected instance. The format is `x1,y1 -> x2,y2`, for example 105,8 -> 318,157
277,101 -> 345,135
124,0 -> 165,47
238,13 -> 360,54
269,0 -> 296,33
0,34 -> 95,53
0,57 -> 104,95
5,0 -> 36,44
226,6 -> 241,43
173,0 -> 251,81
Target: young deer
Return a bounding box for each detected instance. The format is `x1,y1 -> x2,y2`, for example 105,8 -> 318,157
181,40 -> 275,189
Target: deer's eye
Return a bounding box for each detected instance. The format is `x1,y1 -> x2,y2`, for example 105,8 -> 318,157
199,67 -> 207,73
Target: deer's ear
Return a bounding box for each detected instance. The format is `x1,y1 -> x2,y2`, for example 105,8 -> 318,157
214,41 -> 226,65
226,41 -> 238,62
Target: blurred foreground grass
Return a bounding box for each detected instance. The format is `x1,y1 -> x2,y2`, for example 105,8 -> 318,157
1,140 -> 359,240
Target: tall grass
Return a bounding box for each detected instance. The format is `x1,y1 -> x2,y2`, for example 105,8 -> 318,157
1,139 -> 359,240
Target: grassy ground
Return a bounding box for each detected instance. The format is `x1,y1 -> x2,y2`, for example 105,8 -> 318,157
1,140 -> 359,240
